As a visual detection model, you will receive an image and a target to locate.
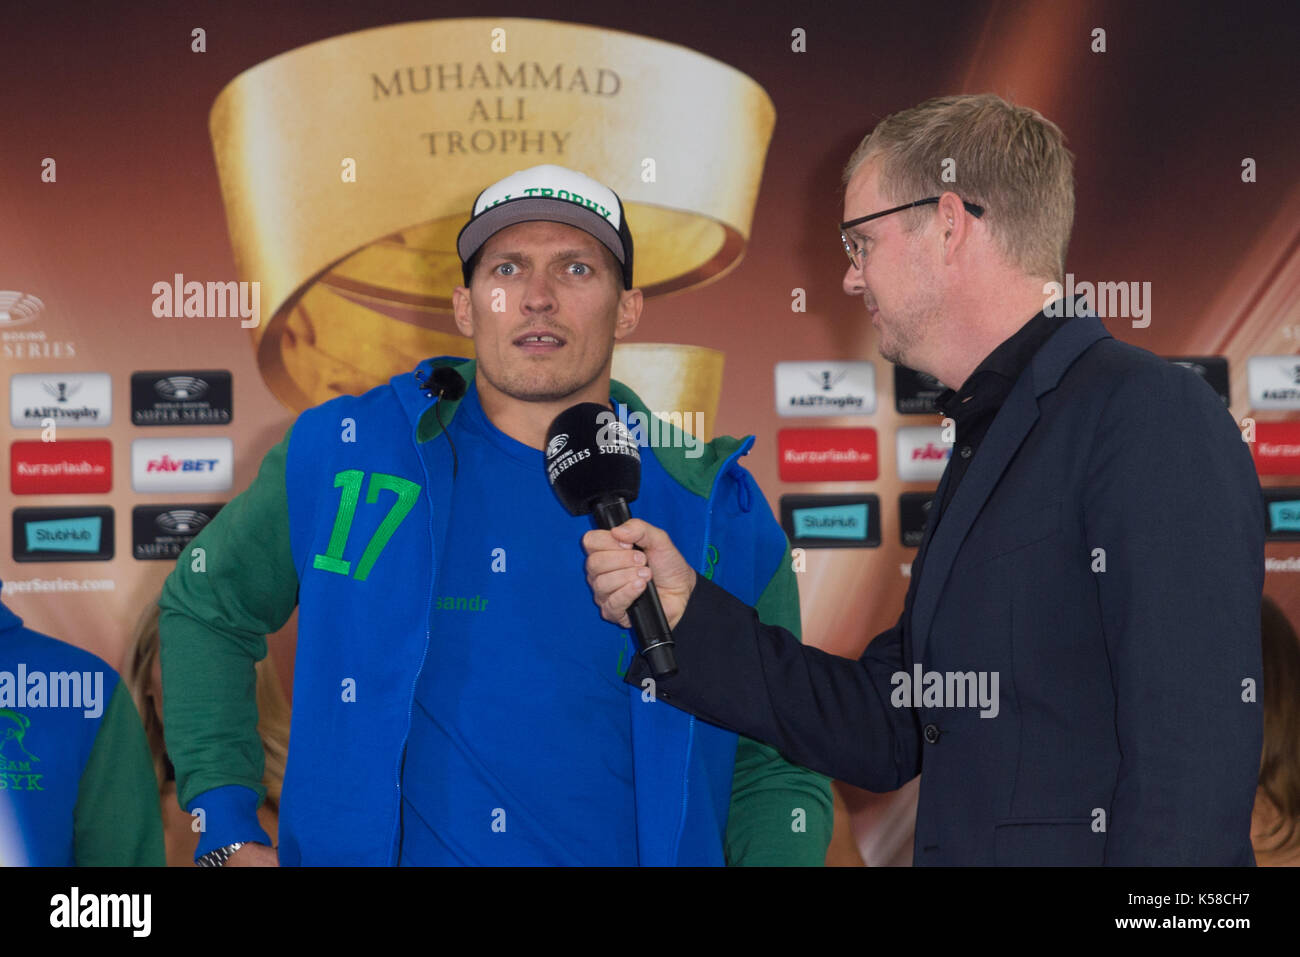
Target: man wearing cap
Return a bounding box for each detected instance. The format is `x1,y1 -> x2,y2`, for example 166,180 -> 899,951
159,164 -> 832,866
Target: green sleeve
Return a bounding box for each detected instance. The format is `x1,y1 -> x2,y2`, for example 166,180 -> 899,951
73,681 -> 166,866
724,542 -> 834,866
158,427 -> 299,814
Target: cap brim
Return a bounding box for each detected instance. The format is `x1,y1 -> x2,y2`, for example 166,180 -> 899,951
456,197 -> 626,268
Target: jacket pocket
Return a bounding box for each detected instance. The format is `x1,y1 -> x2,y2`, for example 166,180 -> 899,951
966,500 -> 1062,566
993,817 -> 1103,866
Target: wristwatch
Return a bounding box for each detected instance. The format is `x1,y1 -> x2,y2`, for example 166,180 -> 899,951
195,842 -> 246,867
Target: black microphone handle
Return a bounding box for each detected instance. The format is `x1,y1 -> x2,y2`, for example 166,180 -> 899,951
591,497 -> 678,679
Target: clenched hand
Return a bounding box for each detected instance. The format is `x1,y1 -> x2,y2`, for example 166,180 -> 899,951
582,519 -> 697,630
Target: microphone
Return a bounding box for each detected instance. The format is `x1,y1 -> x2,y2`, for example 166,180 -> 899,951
430,365 -> 467,400
546,403 -> 677,678
415,364 -> 468,478
415,364 -> 468,400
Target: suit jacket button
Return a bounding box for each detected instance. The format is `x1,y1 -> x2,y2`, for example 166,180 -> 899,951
924,723 -> 941,744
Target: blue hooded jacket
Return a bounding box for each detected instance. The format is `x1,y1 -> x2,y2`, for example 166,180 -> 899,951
162,358 -> 831,865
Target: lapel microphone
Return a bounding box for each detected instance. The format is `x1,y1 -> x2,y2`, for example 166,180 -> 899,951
416,365 -> 468,477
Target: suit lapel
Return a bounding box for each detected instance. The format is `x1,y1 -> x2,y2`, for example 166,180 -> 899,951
909,314 -> 1111,663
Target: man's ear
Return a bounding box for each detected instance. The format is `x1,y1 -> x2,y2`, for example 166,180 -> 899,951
613,287 -> 644,341
452,285 -> 474,337
936,191 -> 971,265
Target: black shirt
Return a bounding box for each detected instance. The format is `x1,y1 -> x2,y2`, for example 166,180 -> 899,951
932,308 -> 1071,517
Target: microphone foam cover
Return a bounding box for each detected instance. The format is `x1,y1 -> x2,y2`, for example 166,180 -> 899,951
546,402 -> 641,515
430,365 -> 467,400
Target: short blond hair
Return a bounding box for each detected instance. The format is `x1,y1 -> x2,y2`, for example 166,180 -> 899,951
844,93 -> 1075,282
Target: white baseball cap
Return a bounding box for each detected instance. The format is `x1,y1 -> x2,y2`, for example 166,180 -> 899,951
456,164 -> 634,288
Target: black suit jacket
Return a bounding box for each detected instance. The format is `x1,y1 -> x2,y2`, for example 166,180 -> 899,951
631,314 -> 1264,864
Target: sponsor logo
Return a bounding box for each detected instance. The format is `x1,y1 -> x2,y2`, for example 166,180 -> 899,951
545,433 -> 568,458
545,438 -> 593,485
1253,423 -> 1300,476
594,410 -> 643,457
778,428 -> 877,481
896,427 -> 952,481
774,360 -> 876,416
10,440 -> 112,494
132,505 -> 224,560
1165,356 -> 1230,405
131,438 -> 233,492
893,365 -> 947,415
0,293 -> 77,361
899,492 -> 935,547
1263,488 -> 1300,542
26,517 -> 101,552
0,709 -> 45,799
1247,356 -> 1300,410
0,291 -> 45,328
10,372 -> 112,428
779,494 -> 880,548
130,370 -> 232,425
1,332 -> 77,360
12,507 -> 115,562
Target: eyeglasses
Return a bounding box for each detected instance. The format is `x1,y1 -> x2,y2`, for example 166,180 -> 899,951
840,197 -> 985,270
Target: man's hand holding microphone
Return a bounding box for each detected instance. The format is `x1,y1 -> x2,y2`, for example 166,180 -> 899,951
582,520 -> 696,631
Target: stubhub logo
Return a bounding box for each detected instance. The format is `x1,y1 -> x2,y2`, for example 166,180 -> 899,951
131,438 -> 232,493
794,504 -> 868,539
27,516 -> 101,552
12,507 -> 114,562
1262,489 -> 1300,542
1270,500 -> 1300,533
779,495 -> 881,549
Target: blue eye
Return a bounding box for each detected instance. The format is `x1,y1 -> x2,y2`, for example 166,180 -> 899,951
495,262 -> 517,276
567,262 -> 590,276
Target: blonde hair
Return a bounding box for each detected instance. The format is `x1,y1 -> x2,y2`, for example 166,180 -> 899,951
1258,596 -> 1300,857
844,93 -> 1075,282
126,599 -> 291,809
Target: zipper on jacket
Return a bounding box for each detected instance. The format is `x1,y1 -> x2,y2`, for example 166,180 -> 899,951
391,629 -> 431,865
389,406 -> 444,865
668,437 -> 754,863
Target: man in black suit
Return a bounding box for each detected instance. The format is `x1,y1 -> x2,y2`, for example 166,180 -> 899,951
583,93 -> 1264,865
